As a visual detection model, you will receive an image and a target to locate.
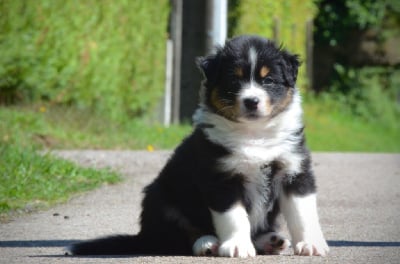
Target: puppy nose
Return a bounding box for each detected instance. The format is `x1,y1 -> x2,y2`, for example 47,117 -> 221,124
243,97 -> 260,111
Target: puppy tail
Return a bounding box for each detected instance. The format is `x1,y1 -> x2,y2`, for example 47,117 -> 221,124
67,234 -> 149,255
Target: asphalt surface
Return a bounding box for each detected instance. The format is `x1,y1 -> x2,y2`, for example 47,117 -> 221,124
0,151 -> 399,264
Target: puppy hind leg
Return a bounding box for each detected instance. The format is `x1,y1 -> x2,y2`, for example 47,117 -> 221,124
254,232 -> 291,255
192,235 -> 219,256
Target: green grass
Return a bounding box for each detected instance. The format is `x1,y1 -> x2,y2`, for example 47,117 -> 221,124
303,97 -> 400,152
0,105 -> 191,217
0,144 -> 120,219
0,105 -> 192,150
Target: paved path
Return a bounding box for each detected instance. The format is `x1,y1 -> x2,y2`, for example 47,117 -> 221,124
0,151 -> 399,264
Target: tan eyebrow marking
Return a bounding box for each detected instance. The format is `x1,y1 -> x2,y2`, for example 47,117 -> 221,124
234,67 -> 244,78
260,66 -> 270,78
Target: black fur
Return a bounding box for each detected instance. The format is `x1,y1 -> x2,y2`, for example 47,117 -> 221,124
69,35 -> 317,256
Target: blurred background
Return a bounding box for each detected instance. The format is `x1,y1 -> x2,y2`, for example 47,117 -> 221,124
1,0 -> 399,152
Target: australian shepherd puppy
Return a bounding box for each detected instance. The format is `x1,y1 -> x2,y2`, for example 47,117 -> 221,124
69,35 -> 329,257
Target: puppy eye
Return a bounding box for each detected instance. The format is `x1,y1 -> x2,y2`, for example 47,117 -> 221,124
262,77 -> 274,85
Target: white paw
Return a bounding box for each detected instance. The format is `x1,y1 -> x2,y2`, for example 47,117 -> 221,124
193,235 -> 219,256
254,232 -> 291,255
218,236 -> 256,258
294,238 -> 329,256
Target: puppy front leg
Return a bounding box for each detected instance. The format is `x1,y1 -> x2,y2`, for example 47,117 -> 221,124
280,193 -> 329,256
210,203 -> 256,258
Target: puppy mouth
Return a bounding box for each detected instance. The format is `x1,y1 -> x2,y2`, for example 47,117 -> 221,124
240,113 -> 272,123
242,111 -> 262,120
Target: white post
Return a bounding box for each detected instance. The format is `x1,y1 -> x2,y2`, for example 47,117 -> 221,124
163,39 -> 173,126
213,0 -> 227,46
206,0 -> 228,52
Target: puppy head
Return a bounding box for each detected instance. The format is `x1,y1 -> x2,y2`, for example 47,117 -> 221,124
198,35 -> 300,122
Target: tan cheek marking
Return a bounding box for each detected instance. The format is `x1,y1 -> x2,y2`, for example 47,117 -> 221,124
280,88 -> 294,109
210,88 -> 240,121
234,67 -> 243,78
233,100 -> 241,119
260,66 -> 270,78
211,89 -> 225,111
271,88 -> 294,117
265,96 -> 273,115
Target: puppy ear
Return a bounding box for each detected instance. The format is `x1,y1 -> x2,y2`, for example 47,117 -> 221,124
197,53 -> 220,84
281,51 -> 300,87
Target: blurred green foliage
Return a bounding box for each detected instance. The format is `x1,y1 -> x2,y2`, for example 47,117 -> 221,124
230,0 -> 317,90
0,0 -> 169,120
313,0 -> 400,130
314,0 -> 400,46
328,64 -> 400,129
329,65 -> 400,129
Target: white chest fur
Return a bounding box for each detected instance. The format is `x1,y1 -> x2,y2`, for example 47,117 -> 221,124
218,144 -> 288,233
194,92 -> 305,232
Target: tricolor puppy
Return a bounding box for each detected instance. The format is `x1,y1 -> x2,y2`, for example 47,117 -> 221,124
69,35 -> 329,257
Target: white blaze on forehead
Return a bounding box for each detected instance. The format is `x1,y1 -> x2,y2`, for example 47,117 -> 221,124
248,47 -> 257,81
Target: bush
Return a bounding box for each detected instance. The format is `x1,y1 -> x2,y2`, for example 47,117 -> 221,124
0,0 -> 169,120
230,0 -> 317,90
322,65 -> 400,129
314,0 -> 400,46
